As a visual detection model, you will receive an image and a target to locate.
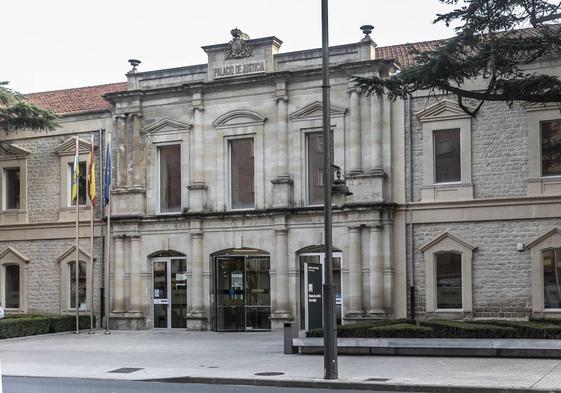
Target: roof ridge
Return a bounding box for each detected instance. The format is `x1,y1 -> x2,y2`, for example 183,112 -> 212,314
26,81 -> 127,96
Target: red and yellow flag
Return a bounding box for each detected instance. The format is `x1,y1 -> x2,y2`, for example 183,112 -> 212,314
88,136 -> 96,206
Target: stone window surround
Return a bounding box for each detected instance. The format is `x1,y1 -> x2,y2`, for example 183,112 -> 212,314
528,227 -> 561,317
420,231 -> 475,318
526,104 -> 561,196
225,133 -> 256,211
156,142 -> 183,215
56,137 -> 93,222
57,245 -> 94,313
0,158 -> 28,225
0,247 -> 29,313
141,117 -> 191,215
416,100 -> 473,202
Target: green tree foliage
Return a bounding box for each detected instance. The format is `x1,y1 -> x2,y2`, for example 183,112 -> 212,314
354,0 -> 561,116
0,82 -> 58,132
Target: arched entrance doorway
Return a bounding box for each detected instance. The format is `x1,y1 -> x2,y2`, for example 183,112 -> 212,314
151,250 -> 187,329
212,248 -> 270,332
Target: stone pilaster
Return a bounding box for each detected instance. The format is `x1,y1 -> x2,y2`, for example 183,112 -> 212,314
371,94 -> 383,172
346,226 -> 363,317
272,86 -> 293,208
115,116 -> 127,189
130,113 -> 144,190
188,90 -> 207,211
187,221 -> 207,330
113,235 -> 126,313
129,235 -> 142,313
349,87 -> 362,175
367,225 -> 385,317
383,218 -> 394,312
272,228 -> 291,321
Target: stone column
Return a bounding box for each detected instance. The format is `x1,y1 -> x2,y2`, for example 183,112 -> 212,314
190,231 -> 204,316
370,94 -> 383,171
349,88 -> 362,175
367,225 -> 385,316
188,91 -> 207,211
129,235 -> 142,313
383,218 -> 393,310
113,236 -> 126,313
131,113 -> 144,189
116,116 -> 127,189
273,228 -> 291,318
346,226 -> 363,316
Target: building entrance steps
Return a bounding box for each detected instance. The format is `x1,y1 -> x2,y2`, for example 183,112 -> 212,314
0,330 -> 560,392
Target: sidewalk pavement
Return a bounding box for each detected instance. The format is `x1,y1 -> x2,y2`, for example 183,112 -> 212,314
1,330 -> 560,392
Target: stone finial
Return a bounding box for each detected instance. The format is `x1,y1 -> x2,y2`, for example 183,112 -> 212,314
360,25 -> 374,42
128,59 -> 141,73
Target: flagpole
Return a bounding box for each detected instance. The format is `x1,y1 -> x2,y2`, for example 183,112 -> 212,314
74,136 -> 80,334
105,128 -> 112,335
89,135 -> 95,334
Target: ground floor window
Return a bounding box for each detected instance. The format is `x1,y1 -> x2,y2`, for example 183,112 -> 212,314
69,261 -> 87,310
543,247 -> 561,309
436,252 -> 462,309
4,264 -> 20,309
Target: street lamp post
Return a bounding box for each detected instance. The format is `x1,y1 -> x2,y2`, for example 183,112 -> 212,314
321,0 -> 337,380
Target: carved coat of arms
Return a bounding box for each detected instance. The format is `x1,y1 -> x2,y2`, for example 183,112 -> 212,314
225,28 -> 253,59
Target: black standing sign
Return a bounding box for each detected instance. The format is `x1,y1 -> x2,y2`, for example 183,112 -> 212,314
306,263 -> 323,330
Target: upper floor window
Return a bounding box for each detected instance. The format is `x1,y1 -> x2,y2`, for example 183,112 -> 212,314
230,138 -> 254,209
68,161 -> 87,207
434,129 -> 461,184
541,120 -> 561,177
307,131 -> 333,205
436,252 -> 462,309
543,247 -> 561,309
158,144 -> 181,213
3,167 -> 20,210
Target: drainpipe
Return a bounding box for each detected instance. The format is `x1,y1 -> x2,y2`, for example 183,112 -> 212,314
405,97 -> 415,321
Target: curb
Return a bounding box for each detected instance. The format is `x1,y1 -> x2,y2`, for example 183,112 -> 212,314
142,376 -> 561,393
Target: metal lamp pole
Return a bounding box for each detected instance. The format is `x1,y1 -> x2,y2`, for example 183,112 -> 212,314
321,0 -> 338,380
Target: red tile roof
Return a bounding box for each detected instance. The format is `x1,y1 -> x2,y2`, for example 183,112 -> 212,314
26,82 -> 127,115
376,39 -> 446,67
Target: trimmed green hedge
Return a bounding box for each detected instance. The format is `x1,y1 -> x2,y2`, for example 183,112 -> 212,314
421,320 -> 518,338
0,315 -> 95,339
369,323 -> 432,338
308,319 -> 415,338
473,320 -> 561,339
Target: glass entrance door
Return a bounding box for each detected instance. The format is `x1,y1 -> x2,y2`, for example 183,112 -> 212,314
215,255 -> 271,332
153,257 -> 187,328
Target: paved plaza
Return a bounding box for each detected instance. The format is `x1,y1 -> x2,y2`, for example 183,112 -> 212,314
1,330 -> 561,391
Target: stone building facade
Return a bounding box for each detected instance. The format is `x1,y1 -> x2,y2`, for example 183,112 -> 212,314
1,28 -> 560,330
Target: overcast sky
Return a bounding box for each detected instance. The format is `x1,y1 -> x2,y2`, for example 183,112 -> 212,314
1,0 -> 458,93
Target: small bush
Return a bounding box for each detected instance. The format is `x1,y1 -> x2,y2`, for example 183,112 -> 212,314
421,320 -> 517,338
0,314 -> 95,339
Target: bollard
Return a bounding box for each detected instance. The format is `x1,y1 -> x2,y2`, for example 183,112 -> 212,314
283,322 -> 298,354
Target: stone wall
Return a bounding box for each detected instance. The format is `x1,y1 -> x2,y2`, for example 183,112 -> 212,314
412,218 -> 561,318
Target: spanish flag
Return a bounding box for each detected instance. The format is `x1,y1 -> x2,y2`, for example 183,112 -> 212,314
71,138 -> 79,204
88,136 -> 96,206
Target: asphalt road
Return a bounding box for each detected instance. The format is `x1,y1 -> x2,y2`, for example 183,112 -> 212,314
2,376 -> 395,393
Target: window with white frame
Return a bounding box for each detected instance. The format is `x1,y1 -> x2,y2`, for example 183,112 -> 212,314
540,120 -> 561,178
67,161 -> 87,207
158,144 -> 181,213
0,247 -> 29,313
230,138 -> 254,209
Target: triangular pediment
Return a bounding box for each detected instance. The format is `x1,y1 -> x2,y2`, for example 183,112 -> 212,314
142,118 -> 192,135
527,227 -> 561,249
55,136 -> 92,156
0,143 -> 31,160
420,231 -> 476,252
57,245 -> 93,263
212,110 -> 266,128
416,100 -> 473,122
0,246 -> 30,264
289,101 -> 347,120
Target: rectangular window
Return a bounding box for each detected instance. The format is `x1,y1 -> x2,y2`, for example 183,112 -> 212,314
230,138 -> 254,209
436,252 -> 462,309
307,131 -> 334,205
434,129 -> 461,184
69,261 -> 87,310
158,145 -> 181,213
5,264 -> 20,309
543,248 -> 561,309
4,168 -> 20,210
68,161 -> 87,206
541,120 -> 561,177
